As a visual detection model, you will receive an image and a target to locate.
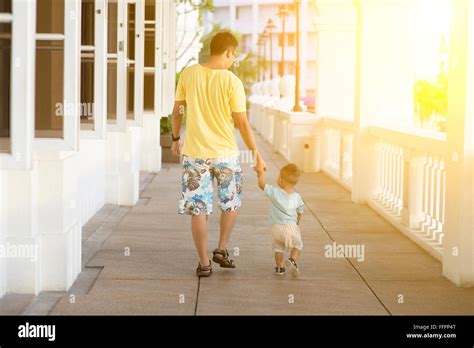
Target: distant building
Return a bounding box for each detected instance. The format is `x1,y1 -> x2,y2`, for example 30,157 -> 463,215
176,1 -> 204,72
203,0 -> 317,98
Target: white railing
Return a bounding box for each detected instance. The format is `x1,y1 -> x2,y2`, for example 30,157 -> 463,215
377,142 -> 405,217
249,91 -> 448,261
319,119 -> 354,190
368,127 -> 447,260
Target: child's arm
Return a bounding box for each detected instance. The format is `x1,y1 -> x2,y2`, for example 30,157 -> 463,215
297,212 -> 302,226
257,171 -> 266,191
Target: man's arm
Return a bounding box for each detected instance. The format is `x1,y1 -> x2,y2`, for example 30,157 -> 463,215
232,111 -> 266,173
297,213 -> 302,226
171,100 -> 186,156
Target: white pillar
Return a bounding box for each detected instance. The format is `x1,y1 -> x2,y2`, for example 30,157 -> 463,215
140,114 -> 162,172
252,1 -> 259,51
229,0 -> 236,32
314,0 -> 356,120
3,167 -> 39,293
4,151 -> 81,294
36,153 -> 81,291
300,0 -> 309,96
105,126 -> 141,206
442,0 -> 474,286
78,139 -> 106,225
0,171 -> 5,297
352,0 -> 416,203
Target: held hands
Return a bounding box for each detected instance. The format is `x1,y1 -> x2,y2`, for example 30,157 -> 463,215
253,152 -> 267,175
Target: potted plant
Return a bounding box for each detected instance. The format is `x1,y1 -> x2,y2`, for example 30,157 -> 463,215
160,115 -> 181,163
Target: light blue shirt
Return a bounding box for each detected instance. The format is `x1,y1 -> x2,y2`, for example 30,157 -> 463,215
263,184 -> 304,225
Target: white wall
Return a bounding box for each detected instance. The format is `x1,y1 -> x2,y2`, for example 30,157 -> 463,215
78,138 -> 106,226
0,170 -> 6,297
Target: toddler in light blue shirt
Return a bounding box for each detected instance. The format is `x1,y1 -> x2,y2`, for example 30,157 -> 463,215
257,163 -> 304,277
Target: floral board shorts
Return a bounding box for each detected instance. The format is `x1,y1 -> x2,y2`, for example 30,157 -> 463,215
178,155 -> 243,216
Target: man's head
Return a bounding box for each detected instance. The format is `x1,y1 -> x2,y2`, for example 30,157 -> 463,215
210,32 -> 239,69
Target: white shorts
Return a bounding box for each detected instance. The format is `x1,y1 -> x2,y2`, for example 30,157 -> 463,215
271,223 -> 303,253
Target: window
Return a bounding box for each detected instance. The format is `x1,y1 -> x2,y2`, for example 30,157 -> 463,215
107,0 -> 118,123
0,0 -> 12,153
144,0 -> 155,112
80,0 -> 95,131
35,0 -> 65,138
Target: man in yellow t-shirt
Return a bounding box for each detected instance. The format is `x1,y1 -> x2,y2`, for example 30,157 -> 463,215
171,32 -> 266,277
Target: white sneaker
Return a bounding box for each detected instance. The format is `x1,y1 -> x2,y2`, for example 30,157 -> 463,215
285,258 -> 299,278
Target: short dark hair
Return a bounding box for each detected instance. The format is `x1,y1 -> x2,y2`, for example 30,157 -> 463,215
210,32 -> 238,56
280,163 -> 301,185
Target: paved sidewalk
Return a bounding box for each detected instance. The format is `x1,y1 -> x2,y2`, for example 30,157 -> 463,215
4,134 -> 473,315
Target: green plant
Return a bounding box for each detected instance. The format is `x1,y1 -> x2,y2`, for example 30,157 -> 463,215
161,71 -> 187,134
160,115 -> 172,135
414,70 -> 448,132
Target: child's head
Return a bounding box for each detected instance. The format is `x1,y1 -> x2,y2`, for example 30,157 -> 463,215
278,163 -> 301,188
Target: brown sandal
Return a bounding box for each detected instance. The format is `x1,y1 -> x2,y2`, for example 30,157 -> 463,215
196,261 -> 212,277
212,249 -> 236,268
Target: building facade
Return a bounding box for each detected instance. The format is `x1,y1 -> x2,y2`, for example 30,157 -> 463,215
0,0 -> 177,297
203,0 -> 318,98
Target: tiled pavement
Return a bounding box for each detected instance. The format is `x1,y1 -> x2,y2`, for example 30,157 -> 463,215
2,134 -> 474,315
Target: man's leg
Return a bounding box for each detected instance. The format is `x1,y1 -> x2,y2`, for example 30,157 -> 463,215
218,210 -> 237,250
191,215 -> 209,266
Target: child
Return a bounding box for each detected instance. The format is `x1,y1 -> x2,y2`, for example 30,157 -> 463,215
257,163 -> 304,277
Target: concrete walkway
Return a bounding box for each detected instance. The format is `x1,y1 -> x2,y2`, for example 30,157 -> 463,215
3,134 -> 474,315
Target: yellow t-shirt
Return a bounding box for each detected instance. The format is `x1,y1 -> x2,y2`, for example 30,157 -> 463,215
175,63 -> 247,159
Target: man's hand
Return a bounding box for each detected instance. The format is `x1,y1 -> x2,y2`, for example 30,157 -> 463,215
171,140 -> 180,157
257,168 -> 266,190
253,152 -> 267,174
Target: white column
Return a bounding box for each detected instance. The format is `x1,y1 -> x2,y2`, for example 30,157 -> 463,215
229,0 -> 236,32
352,0 -> 416,203
252,1 -> 259,50
78,138 -> 106,225
0,171 -> 5,297
4,150 -> 82,293
63,0 -> 81,150
3,167 -> 39,293
36,153 -> 81,291
443,0 -> 474,286
314,0 -> 356,120
300,0 -> 309,96
105,1 -> 143,205
78,0 -> 108,226
134,0 -> 145,126
140,115 -> 162,172
105,127 -> 141,206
